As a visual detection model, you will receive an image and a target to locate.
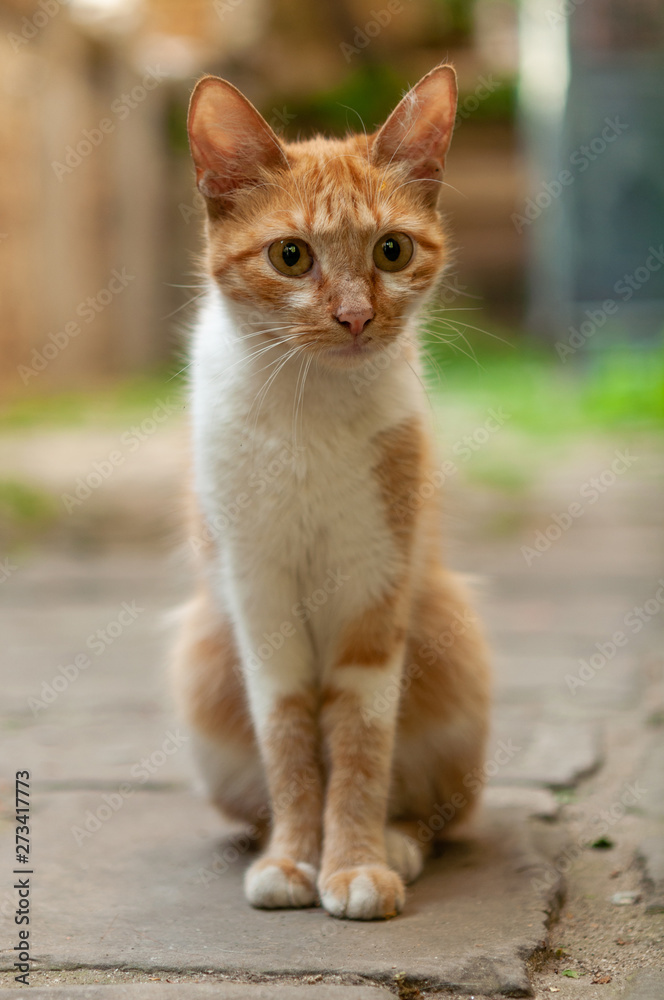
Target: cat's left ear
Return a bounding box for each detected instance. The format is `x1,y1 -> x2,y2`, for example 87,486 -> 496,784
187,75 -> 286,215
372,64 -> 457,205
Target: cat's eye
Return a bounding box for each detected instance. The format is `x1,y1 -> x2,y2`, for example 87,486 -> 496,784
373,232 -> 414,272
268,238 -> 313,277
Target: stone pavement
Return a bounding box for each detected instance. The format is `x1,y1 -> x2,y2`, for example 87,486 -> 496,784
0,426 -> 663,998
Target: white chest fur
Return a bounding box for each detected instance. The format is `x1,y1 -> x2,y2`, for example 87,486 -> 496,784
189,289 -> 426,665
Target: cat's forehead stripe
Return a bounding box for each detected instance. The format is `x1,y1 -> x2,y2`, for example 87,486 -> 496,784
272,145 -> 429,239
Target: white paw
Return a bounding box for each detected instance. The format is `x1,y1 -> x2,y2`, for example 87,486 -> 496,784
385,828 -> 424,884
319,865 -> 405,920
244,857 -> 318,909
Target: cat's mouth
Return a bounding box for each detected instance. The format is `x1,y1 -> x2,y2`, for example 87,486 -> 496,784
326,338 -> 374,359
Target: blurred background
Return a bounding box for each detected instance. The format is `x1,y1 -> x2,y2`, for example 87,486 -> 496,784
0,0 -> 660,637
1,0 -> 663,555
1,6 -> 663,978
0,0 -> 662,675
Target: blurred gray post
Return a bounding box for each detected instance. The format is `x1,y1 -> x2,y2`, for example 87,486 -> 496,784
519,0 -> 664,344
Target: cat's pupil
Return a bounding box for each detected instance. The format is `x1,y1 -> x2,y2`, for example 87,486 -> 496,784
282,243 -> 300,267
383,238 -> 400,261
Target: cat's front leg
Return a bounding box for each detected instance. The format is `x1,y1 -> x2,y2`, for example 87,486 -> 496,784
232,582 -> 324,909
318,596 -> 409,920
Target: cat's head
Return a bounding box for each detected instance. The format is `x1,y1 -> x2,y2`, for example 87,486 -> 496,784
188,64 -> 457,369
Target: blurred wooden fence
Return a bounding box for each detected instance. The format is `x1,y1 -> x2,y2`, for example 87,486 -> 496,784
0,0 -> 526,397
0,0 -> 194,396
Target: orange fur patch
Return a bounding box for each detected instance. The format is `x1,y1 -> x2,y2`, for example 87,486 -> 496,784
373,417 -> 424,552
390,565 -> 491,828
172,590 -> 254,749
334,590 -> 406,668
320,688 -> 394,872
176,69 -> 494,897
261,691 -> 324,864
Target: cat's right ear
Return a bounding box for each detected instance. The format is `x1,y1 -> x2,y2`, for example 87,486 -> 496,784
187,76 -> 286,215
372,64 -> 457,206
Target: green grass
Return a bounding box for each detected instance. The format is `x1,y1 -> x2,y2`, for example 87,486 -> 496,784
0,479 -> 57,524
424,318 -> 664,435
1,329 -> 662,440
0,369 -> 185,432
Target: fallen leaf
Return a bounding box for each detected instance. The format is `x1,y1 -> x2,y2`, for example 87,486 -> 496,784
549,989 -> 560,994
590,836 -> 614,849
562,969 -> 581,978
592,974 -> 612,984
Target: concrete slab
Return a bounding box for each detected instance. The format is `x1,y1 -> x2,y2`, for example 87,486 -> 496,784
639,833 -> 664,913
0,552 -> 190,788
0,714 -> 191,789
483,785 -> 560,820
0,790 -> 566,997
621,968 -> 664,1000
490,714 -> 602,788
0,984 -> 394,999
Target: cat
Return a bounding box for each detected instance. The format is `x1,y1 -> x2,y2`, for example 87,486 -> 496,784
172,62 -> 491,920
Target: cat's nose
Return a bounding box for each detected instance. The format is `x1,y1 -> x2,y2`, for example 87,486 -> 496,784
335,305 -> 374,337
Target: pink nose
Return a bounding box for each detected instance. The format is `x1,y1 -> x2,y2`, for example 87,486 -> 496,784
335,305 -> 374,337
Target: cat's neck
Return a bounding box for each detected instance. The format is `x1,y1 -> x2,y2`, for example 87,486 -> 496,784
191,285 -> 426,429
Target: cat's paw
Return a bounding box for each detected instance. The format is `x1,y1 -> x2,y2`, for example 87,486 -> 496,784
244,856 -> 318,909
319,865 -> 405,920
385,828 -> 424,884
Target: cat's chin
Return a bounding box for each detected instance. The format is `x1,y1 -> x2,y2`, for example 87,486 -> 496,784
322,340 -> 379,369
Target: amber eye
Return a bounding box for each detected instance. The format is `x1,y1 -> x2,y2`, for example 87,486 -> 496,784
268,238 -> 313,277
373,232 -> 414,272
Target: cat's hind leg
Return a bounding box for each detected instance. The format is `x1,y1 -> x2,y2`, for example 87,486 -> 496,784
390,567 -> 491,847
385,822 -> 426,883
171,590 -> 269,835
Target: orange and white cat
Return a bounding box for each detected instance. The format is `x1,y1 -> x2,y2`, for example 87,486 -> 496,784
172,63 -> 490,920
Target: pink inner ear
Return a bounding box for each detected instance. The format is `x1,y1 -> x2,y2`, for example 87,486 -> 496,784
373,65 -> 458,180
188,77 -> 285,201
